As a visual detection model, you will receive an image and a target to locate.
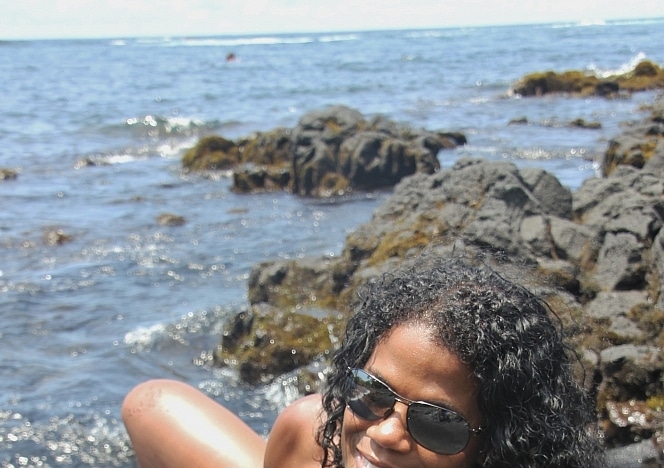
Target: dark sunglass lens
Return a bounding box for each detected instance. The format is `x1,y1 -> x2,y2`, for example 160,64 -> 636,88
407,404 -> 471,455
345,370 -> 395,421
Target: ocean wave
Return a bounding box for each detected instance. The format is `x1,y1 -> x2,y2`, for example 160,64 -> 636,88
123,322 -> 167,350
577,19 -> 607,27
110,33 -> 360,49
318,33 -> 359,43
602,17 -> 664,27
162,35 -> 316,48
587,51 -> 649,78
75,114 -> 230,167
122,115 -> 217,136
73,143 -> 188,169
551,17 -> 664,30
123,307 -> 232,352
550,19 -> 607,29
74,152 -> 143,168
404,28 -> 474,39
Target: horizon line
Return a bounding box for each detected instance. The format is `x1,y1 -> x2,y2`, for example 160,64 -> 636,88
2,15 -> 663,43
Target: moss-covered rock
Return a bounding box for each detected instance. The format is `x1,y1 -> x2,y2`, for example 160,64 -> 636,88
182,135 -> 240,171
512,60 -> 664,97
232,166 -> 291,193
214,304 -> 343,385
513,70 -> 602,97
181,106 -> 465,197
602,120 -> 663,176
603,399 -> 664,449
617,60 -> 664,92
247,257 -> 342,311
237,128 -> 292,166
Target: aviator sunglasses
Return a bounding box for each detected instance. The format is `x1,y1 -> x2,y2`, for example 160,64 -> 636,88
343,368 -> 484,455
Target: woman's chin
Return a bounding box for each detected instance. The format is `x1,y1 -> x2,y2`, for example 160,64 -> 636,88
351,452 -> 380,468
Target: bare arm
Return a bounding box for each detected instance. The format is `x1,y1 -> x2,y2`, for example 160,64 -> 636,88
122,379 -> 266,468
263,393 -> 325,468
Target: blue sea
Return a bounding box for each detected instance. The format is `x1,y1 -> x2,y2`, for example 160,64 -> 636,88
1,18 -> 664,466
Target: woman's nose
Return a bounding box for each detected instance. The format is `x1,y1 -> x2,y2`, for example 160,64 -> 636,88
365,402 -> 413,453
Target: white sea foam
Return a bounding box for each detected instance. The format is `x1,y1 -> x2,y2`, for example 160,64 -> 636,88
123,323 -> 166,349
588,52 -> 649,78
163,36 -> 315,47
124,115 -> 213,137
318,33 -> 359,43
74,152 -> 139,169
577,19 -> 607,27
551,19 -> 607,29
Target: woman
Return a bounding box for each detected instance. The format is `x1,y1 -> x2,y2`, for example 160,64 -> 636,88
122,257 -> 602,467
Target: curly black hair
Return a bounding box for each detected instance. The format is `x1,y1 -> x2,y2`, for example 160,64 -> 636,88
317,256 -> 602,467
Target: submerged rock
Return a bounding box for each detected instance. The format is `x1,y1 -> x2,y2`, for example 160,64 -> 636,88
156,213 -> 186,226
0,168 -> 18,180
43,228 -> 73,246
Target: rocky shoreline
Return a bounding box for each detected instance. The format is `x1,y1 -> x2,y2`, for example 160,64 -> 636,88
193,93 -> 664,466
181,70 -> 664,463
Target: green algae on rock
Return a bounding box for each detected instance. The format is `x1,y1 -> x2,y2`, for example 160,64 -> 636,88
601,96 -> 664,175
512,60 -> 664,97
182,135 -> 240,171
214,303 -> 343,385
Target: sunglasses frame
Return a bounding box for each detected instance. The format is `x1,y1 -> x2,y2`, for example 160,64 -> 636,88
343,367 -> 484,455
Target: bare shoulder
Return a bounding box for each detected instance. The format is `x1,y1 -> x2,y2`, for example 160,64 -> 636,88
263,393 -> 325,467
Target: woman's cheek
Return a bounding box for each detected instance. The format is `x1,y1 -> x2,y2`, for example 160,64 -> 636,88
340,408 -> 367,463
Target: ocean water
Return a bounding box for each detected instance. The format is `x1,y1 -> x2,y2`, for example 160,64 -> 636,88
1,18 -> 663,466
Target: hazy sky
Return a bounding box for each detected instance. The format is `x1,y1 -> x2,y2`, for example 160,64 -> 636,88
2,0 -> 663,40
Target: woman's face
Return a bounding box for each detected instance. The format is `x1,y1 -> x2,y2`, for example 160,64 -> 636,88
341,322 -> 484,468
